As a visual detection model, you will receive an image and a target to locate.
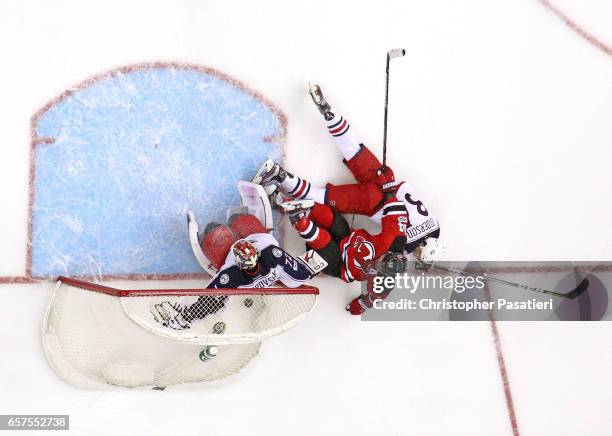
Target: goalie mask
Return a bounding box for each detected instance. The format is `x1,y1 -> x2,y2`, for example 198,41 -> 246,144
232,239 -> 259,271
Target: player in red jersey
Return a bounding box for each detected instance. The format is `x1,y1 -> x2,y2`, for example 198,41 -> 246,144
253,83 -> 443,264
277,194 -> 407,315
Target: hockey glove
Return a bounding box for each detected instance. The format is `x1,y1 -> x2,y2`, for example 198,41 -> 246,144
377,166 -> 401,194
346,295 -> 371,315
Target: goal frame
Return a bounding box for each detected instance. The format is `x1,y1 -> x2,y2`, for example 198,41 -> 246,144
57,276 -> 320,297
42,276 -> 320,388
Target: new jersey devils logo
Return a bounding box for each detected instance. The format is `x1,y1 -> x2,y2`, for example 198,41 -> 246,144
351,235 -> 375,270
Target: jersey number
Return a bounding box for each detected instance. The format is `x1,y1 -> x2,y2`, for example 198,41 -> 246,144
404,193 -> 428,216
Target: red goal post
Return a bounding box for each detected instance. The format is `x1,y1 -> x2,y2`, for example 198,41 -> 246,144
54,276 -> 319,296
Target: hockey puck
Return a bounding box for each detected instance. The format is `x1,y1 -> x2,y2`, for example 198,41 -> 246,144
244,298 -> 253,308
212,321 -> 226,334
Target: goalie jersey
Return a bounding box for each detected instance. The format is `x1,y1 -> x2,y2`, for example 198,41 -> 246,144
207,233 -> 312,289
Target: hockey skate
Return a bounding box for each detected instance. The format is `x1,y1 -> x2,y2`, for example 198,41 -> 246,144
252,159 -> 287,188
279,199 -> 315,224
150,301 -> 191,330
268,188 -> 290,209
308,82 -> 333,120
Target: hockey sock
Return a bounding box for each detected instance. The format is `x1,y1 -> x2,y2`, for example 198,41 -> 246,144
281,173 -> 326,203
326,113 -> 361,161
293,216 -> 331,250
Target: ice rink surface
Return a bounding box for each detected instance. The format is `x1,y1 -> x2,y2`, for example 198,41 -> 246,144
1,0 -> 611,435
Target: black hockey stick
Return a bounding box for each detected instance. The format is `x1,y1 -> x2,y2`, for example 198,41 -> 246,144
382,48 -> 406,168
428,263 -> 589,300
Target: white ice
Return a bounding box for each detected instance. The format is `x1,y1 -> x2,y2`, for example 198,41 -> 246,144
0,1 -> 611,435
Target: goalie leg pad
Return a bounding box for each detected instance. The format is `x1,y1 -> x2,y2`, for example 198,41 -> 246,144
228,213 -> 267,239
201,223 -> 237,271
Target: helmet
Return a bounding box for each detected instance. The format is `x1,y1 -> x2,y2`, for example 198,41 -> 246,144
378,252 -> 408,276
232,239 -> 259,270
376,166 -> 400,193
416,238 -> 445,264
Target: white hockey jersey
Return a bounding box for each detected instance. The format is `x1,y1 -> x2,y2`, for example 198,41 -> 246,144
208,233 -> 312,289
370,181 -> 440,246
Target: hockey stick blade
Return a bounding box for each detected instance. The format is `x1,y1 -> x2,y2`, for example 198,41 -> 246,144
545,278 -> 590,300
388,48 -> 406,58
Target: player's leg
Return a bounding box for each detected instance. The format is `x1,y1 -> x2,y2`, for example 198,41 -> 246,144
282,200 -> 349,241
252,159 -> 326,204
309,83 -> 361,162
253,159 -> 383,215
325,181 -> 384,215
309,84 -> 384,184
293,220 -> 342,278
282,201 -> 346,277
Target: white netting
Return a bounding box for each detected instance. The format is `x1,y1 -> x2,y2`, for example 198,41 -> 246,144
42,278 -> 318,389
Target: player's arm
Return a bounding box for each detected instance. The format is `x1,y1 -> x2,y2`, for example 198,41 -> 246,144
261,246 -> 314,288
205,266 -> 243,289
346,198 -> 407,315
150,265 -> 237,329
346,253 -> 407,315
373,195 -> 408,253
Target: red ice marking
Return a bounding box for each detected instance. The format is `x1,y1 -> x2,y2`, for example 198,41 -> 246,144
483,280 -> 521,436
537,0 -> 612,57
0,276 -> 40,284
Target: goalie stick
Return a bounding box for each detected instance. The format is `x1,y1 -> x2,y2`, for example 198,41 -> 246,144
382,48 -> 406,168
428,263 -> 590,300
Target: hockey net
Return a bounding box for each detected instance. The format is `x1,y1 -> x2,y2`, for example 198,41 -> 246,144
42,276 -> 318,389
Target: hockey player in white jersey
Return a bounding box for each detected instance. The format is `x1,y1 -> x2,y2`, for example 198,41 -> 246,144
207,235 -> 313,289
151,226 -> 322,329
253,83 -> 443,264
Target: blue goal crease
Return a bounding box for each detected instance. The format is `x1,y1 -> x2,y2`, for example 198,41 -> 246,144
30,67 -> 284,278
